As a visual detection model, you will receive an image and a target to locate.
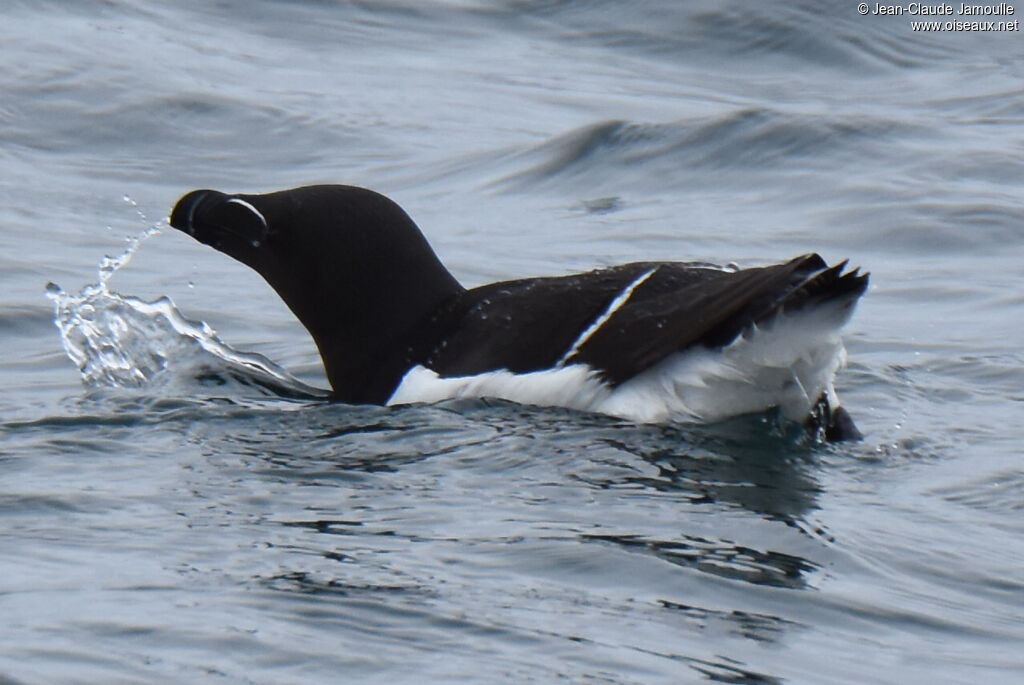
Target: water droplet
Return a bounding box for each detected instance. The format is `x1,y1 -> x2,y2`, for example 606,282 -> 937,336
187,281 -> 195,289
45,282 -> 63,297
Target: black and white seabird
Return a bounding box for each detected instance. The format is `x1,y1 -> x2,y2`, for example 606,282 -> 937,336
169,185 -> 868,440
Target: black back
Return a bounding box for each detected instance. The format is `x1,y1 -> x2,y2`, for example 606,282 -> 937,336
413,255 -> 867,386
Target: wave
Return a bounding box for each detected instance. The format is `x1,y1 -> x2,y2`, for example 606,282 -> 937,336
491,0 -> 961,70
0,87 -> 363,184
484,107 -> 916,193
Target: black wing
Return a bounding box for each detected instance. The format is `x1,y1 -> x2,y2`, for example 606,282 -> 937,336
412,254 -> 867,386
570,254 -> 868,385
413,263 -> 660,376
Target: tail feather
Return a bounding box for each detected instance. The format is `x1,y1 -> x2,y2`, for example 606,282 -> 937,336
770,260 -> 869,320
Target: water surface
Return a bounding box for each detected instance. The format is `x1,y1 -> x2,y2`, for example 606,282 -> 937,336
2,2 -> 1022,683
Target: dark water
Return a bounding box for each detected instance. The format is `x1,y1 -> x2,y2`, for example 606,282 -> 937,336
2,1 -> 1023,683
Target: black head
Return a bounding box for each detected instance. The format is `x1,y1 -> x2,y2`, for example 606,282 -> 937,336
169,185 -> 464,402
169,189 -> 270,260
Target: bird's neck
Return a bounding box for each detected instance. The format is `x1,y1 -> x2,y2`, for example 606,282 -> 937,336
283,257 -> 464,404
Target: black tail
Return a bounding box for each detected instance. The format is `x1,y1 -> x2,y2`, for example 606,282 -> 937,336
768,258 -> 869,320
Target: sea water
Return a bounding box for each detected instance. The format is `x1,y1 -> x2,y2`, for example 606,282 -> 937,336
2,2 -> 1022,683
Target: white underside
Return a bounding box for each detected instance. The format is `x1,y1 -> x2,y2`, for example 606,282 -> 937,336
387,303 -> 851,425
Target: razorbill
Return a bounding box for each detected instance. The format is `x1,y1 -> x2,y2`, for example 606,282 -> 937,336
169,185 -> 868,440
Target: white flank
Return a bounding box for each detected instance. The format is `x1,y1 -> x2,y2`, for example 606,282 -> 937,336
556,267 -> 657,366
226,198 -> 268,228
387,363 -> 612,410
387,299 -> 854,425
598,302 -> 850,424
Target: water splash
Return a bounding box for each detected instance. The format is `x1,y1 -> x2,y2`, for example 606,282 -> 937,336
46,205 -> 326,400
